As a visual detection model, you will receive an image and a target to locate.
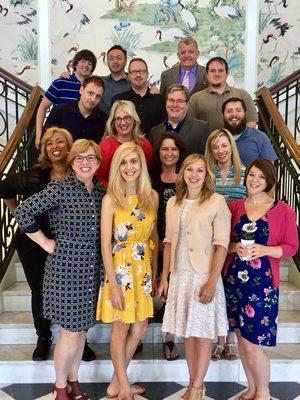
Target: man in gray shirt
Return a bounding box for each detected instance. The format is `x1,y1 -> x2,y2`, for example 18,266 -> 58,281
99,45 -> 131,114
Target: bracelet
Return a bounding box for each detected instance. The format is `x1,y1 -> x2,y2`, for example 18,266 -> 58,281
152,274 -> 157,278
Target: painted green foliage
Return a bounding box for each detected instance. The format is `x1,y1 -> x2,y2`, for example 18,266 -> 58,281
102,0 -> 245,78
16,31 -> 38,61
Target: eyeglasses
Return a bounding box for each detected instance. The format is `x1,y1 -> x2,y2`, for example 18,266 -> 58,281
73,155 -> 98,163
114,115 -> 132,124
166,98 -> 187,105
129,69 -> 147,75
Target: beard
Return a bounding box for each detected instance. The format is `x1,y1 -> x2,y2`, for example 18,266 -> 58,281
224,116 -> 247,136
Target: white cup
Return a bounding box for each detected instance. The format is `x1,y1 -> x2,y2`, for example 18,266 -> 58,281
240,238 -> 255,261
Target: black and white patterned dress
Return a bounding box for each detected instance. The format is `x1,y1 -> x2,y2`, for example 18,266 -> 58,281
14,173 -> 106,332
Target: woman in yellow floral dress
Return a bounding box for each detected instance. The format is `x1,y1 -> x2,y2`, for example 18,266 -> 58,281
97,142 -> 158,400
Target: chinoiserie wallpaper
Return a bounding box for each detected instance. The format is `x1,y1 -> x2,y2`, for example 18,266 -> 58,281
0,0 -> 299,90
258,0 -> 299,88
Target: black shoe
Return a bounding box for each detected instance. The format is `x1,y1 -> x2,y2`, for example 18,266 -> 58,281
32,337 -> 52,361
82,342 -> 95,362
134,342 -> 143,356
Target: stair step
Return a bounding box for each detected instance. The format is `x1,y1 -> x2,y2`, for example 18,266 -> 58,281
279,282 -> 300,310
0,343 -> 299,383
15,262 -> 26,282
0,310 -> 300,345
4,280 -> 300,314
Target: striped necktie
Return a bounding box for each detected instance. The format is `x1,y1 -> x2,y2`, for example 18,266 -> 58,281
182,70 -> 190,90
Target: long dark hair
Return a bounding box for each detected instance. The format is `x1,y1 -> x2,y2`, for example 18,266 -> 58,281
152,132 -> 187,174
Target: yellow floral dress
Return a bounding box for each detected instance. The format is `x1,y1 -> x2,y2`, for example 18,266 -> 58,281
97,195 -> 155,323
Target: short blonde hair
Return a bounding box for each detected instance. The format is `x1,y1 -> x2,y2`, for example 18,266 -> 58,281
205,129 -> 242,185
104,100 -> 144,142
175,154 -> 215,206
68,139 -> 101,165
108,142 -> 155,214
37,127 -> 73,169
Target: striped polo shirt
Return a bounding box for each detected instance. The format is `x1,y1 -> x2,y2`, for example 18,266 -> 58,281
215,166 -> 247,202
45,73 -> 81,105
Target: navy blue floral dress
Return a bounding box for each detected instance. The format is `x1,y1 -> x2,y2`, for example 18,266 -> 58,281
224,204 -> 279,347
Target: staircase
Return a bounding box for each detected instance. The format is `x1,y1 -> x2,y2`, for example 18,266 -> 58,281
0,257 -> 299,384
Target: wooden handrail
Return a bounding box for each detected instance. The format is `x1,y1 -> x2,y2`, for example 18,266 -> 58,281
0,86 -> 44,175
255,86 -> 300,168
0,66 -> 33,94
269,69 -> 300,95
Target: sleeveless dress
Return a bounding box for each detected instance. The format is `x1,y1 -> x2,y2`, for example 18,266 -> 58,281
224,203 -> 279,346
162,199 -> 229,339
97,195 -> 155,324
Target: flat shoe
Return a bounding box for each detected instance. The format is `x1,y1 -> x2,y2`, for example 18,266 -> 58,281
130,384 -> 145,395
225,343 -> 239,361
163,341 -> 179,361
105,392 -> 118,399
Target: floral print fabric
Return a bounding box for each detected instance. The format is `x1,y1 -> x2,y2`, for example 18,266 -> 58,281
224,209 -> 279,347
97,195 -> 155,323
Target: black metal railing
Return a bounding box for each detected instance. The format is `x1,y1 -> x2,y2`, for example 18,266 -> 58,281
0,67 -> 33,154
269,69 -> 300,143
0,85 -> 43,281
256,86 -> 300,270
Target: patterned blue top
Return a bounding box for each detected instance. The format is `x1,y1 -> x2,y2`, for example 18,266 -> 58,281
45,73 -> 81,105
215,166 -> 247,202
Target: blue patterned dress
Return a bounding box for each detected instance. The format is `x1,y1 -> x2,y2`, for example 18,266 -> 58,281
224,204 -> 279,347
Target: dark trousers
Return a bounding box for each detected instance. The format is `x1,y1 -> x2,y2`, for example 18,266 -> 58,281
17,243 -> 52,340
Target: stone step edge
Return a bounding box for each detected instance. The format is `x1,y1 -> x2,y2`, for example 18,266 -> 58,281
0,359 -> 299,383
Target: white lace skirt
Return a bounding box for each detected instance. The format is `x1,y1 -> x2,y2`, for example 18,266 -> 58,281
162,269 -> 229,339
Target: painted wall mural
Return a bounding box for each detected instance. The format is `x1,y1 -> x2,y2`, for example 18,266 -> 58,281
0,1 -> 298,90
0,0 -> 38,85
258,0 -> 300,88
50,0 -> 246,88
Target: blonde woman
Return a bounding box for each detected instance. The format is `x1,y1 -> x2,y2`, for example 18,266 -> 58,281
205,128 -> 246,361
97,142 -> 158,400
95,100 -> 153,185
205,128 -> 246,202
14,139 -> 106,400
158,154 -> 230,400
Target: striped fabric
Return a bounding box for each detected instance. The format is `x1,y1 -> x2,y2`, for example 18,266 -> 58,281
215,166 -> 247,202
44,73 -> 81,105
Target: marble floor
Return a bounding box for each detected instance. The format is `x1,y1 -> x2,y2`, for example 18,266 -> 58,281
0,382 -> 300,400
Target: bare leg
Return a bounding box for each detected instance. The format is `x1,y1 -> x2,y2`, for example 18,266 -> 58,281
68,332 -> 86,381
54,328 -> 85,389
182,337 -> 195,400
107,320 -> 148,397
238,332 -> 270,400
193,338 -> 212,387
108,321 -> 131,398
235,330 -> 256,398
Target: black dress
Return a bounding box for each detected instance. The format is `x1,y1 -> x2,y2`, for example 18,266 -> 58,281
14,173 -> 106,332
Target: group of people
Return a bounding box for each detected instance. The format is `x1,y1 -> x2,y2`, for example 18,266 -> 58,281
0,36 -> 298,400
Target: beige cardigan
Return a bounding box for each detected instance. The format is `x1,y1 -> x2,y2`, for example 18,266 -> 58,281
164,193 -> 231,273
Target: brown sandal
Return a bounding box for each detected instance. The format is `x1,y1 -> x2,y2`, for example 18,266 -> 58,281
211,343 -> 225,361
189,384 -> 206,400
224,343 -> 239,360
52,385 -> 71,400
67,380 -> 90,400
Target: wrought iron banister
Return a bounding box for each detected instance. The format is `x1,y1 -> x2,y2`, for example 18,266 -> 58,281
269,69 -> 300,143
0,67 -> 34,153
255,86 -> 300,270
0,85 -> 43,281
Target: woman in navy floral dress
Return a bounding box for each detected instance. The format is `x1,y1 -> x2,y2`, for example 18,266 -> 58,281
223,159 -> 298,400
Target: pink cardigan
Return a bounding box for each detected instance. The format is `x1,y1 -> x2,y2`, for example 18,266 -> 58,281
95,136 -> 153,186
224,199 -> 299,287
